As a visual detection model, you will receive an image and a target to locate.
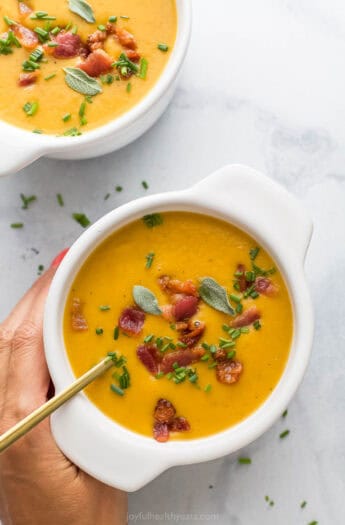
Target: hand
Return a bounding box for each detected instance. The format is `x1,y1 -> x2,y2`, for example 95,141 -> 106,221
0,251 -> 127,525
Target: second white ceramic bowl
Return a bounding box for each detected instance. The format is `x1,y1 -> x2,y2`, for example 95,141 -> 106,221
0,0 -> 192,176
44,164 -> 314,492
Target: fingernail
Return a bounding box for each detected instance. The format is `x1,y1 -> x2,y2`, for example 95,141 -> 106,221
51,248 -> 69,269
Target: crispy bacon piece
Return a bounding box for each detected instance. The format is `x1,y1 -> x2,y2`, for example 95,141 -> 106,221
78,49 -> 113,77
137,344 -> 161,374
87,29 -> 107,52
71,298 -> 88,332
154,399 -> 176,424
116,27 -> 137,50
119,307 -> 145,336
153,421 -> 169,443
255,277 -> 278,297
237,263 -> 248,292
173,295 -> 199,322
159,275 -> 198,297
18,71 -> 39,87
18,2 -> 32,21
179,320 -> 205,347
161,304 -> 174,322
214,348 -> 227,362
46,31 -> 86,59
161,348 -> 205,374
216,360 -> 243,385
13,24 -> 38,50
170,417 -> 191,432
231,306 -> 260,328
106,22 -> 117,35
125,49 -> 140,62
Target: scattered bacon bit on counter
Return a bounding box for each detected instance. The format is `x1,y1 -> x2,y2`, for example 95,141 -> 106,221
173,295 -> 199,322
13,24 -> 38,50
159,275 -> 198,297
71,298 -> 88,332
178,320 -> 205,347
116,27 -> 137,50
18,71 -> 39,87
153,399 -> 190,442
154,399 -> 176,424
161,348 -> 205,374
137,344 -> 161,374
77,49 -> 113,77
18,2 -> 32,21
255,277 -> 278,297
87,29 -> 107,52
216,360 -> 243,385
231,306 -> 260,328
45,31 -> 87,59
119,307 -> 145,336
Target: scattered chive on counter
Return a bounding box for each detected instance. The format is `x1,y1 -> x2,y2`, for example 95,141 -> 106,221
282,409 -> 288,418
142,180 -> 149,189
115,186 -> 123,192
279,429 -> 290,439
20,193 -> 37,209
10,223 -> 24,229
56,193 -> 64,206
72,213 -> 90,228
300,501 -> 307,509
238,457 -> 252,465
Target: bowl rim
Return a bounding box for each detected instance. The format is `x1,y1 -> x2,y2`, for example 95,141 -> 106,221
44,165 -> 314,491
0,0 -> 192,152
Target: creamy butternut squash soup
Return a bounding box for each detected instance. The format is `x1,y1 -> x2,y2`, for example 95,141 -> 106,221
0,1 -> 177,134
64,212 -> 293,441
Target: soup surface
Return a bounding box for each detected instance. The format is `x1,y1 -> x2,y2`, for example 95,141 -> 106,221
0,1 -> 176,134
64,212 -> 293,441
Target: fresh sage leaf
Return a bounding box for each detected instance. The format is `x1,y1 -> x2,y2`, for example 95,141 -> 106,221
199,277 -> 235,315
68,0 -> 95,23
133,286 -> 162,315
64,67 -> 102,96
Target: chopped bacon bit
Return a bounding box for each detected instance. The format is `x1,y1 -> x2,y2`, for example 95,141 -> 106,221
87,29 -> 107,52
18,72 -> 39,87
170,417 -> 191,432
13,24 -> 38,50
255,277 -> 278,297
71,298 -> 88,332
216,360 -> 243,385
106,23 -> 117,35
116,27 -> 137,50
137,344 -> 161,374
179,320 -> 205,347
125,49 -> 140,62
237,263 -> 248,292
161,348 -> 205,374
18,2 -> 32,21
153,421 -> 169,443
46,31 -> 86,59
173,295 -> 199,322
231,306 -> 260,328
119,307 -> 145,336
77,49 -> 113,77
214,348 -> 227,362
154,399 -> 176,424
159,275 -> 198,297
161,304 -> 174,322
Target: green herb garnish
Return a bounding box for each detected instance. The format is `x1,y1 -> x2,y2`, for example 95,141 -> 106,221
158,43 -> 169,52
10,223 -> 24,229
279,429 -> 290,439
99,305 -> 111,311
23,101 -> 39,116
145,252 -> 155,269
115,185 -> 123,192
20,194 -> 36,209
139,58 -> 148,79
72,212 -> 90,227
143,213 -> 163,228
238,457 -> 251,465
95,327 -> 103,335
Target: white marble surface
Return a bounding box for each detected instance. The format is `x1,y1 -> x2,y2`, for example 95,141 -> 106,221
0,0 -> 344,523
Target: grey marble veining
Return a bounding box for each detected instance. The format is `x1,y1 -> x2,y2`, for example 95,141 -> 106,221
0,0 -> 344,523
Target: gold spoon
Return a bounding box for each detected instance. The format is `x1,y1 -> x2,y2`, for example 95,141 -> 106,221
0,356 -> 115,454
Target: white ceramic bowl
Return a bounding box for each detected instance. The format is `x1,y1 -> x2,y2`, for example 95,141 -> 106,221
0,0 -> 191,177
44,164 -> 314,492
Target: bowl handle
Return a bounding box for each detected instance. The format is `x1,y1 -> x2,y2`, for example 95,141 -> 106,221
0,140 -> 43,176
191,164 -> 313,263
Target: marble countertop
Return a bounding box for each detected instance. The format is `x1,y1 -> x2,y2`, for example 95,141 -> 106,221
0,0 -> 344,523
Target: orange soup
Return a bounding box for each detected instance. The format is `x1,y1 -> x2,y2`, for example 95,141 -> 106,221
64,212 -> 293,441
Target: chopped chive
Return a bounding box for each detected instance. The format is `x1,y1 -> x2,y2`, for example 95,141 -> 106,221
120,15 -> 130,19
204,384 -> 212,393
300,501 -> 307,509
113,326 -> 119,340
142,180 -> 149,189
139,57 -> 148,79
240,327 -> 250,334
30,11 -> 56,20
95,327 -> 103,335
229,294 -> 241,303
143,213 -> 163,228
99,305 -> 111,311
115,185 -> 123,192
227,350 -> 236,360
158,43 -> 169,52
10,222 -> 24,229
201,354 -> 210,361
208,362 -> 217,369
110,384 -> 124,396
250,247 -> 260,261
202,342 -> 210,351
47,42 -> 58,47
45,73 -> 56,80
308,522 -> 318,525
37,264 -> 44,275
109,16 -> 117,22
236,303 -> 243,314
253,320 -> 261,330
56,193 -> 64,207
160,343 -> 170,353
144,334 -> 154,343
279,429 -> 290,439
100,73 -> 114,85
72,213 -> 90,227
282,409 -> 288,418
51,26 -> 61,35
63,127 -> 81,137
250,290 -> 259,299
126,82 -> 132,93
238,457 -> 251,465
155,371 -> 164,379
176,341 -> 187,348
79,101 -> 87,126
104,193 -> 110,200
32,129 -> 43,134
145,252 -> 155,269
3,16 -> 16,26
98,24 -> 106,31
231,329 -> 241,340
20,194 -> 37,210
23,101 -> 39,116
